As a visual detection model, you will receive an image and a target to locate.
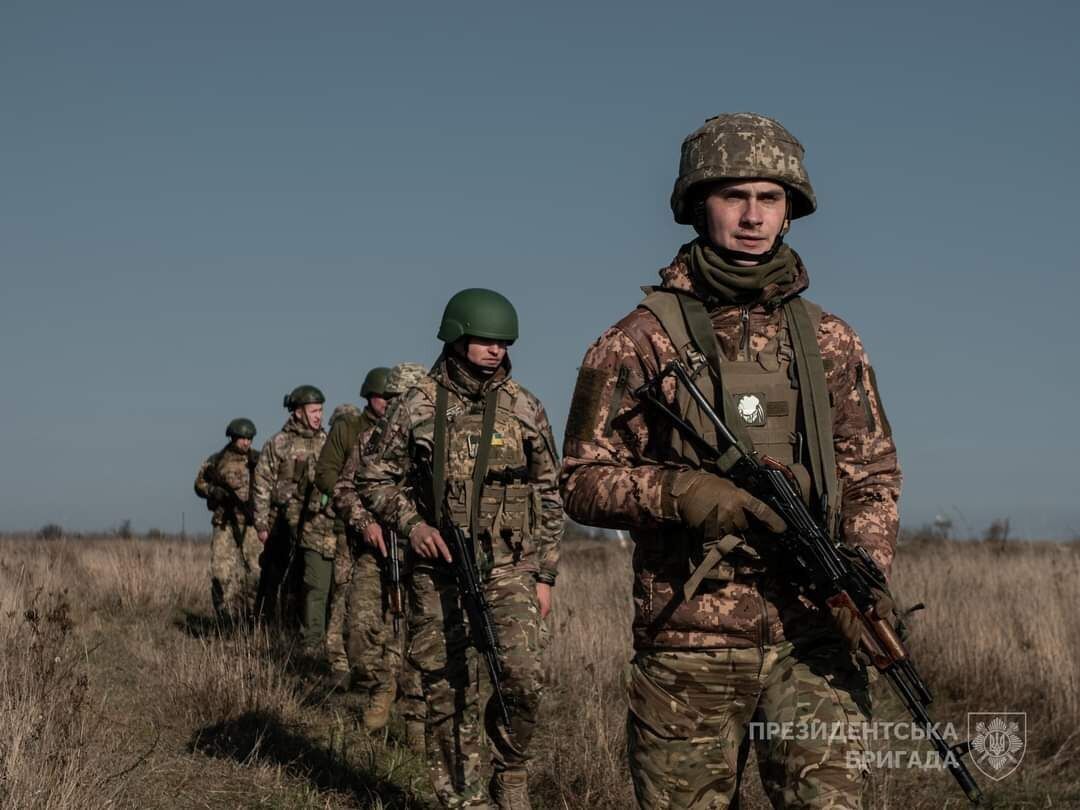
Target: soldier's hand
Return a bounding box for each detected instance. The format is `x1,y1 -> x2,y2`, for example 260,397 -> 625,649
257,530 -> 270,544
830,588 -> 894,651
671,470 -> 786,536
363,521 -> 387,557
410,522 -> 452,563
536,582 -> 552,619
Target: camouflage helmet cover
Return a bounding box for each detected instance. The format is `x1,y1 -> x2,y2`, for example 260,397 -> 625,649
225,417 -> 257,439
360,367 -> 392,398
671,112 -> 816,224
437,288 -> 519,344
385,362 -> 429,396
284,384 -> 326,409
330,402 -> 362,427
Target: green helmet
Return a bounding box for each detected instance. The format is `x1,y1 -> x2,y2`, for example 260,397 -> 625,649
225,418 -> 256,440
284,384 -> 325,409
670,113 -> 816,225
385,362 -> 429,396
437,288 -> 518,344
360,367 -> 392,398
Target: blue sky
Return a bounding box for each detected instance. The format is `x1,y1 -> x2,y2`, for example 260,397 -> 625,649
2,0 -> 1077,537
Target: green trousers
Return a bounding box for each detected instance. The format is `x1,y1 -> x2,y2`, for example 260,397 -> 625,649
301,548 -> 334,652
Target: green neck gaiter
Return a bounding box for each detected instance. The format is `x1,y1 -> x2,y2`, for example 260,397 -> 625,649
689,240 -> 796,306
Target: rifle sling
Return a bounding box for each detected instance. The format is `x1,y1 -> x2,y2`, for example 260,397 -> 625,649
784,298 -> 840,531
470,388 -> 500,545
433,384 -> 449,524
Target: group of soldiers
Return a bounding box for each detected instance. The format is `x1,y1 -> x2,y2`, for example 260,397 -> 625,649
195,112 -> 902,810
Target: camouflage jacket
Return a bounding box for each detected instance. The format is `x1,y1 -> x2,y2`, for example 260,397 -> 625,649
252,416 -> 334,550
560,249 -> 901,650
356,355 -> 564,584
333,415 -> 381,535
194,443 -> 259,529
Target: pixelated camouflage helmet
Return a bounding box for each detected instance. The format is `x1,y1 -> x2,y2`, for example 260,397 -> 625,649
671,113 -> 816,225
284,384 -> 325,409
225,418 -> 256,440
330,402 -> 362,427
437,288 -> 518,344
360,367 -> 392,398
385,362 -> 429,396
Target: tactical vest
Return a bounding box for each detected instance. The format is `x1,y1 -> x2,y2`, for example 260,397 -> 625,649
209,446 -> 258,529
275,430 -> 331,526
431,382 -> 539,572
631,288 -> 840,535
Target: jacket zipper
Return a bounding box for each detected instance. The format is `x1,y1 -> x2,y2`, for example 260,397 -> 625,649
739,306 -> 750,361
855,364 -> 877,432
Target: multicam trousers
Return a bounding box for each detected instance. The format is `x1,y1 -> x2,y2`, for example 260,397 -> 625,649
408,567 -> 547,809
627,635 -> 872,810
325,529 -> 423,717
210,523 -> 262,619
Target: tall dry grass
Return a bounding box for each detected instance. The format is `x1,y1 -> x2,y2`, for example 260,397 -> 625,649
1,533 -> 1078,808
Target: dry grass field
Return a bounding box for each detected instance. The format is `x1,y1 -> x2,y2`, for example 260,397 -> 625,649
2,532 -> 1078,809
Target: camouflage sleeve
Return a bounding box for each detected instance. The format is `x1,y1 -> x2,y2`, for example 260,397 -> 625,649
194,456 -> 214,501
252,437 -> 282,534
314,417 -> 352,497
521,396 -> 563,585
332,431 -> 376,532
821,315 -> 902,576
355,395 -> 426,537
560,326 -> 677,530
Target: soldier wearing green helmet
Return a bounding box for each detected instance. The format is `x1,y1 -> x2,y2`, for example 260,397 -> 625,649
561,113 -> 901,809
252,384 -> 339,655
194,418 -> 261,621
311,367 -> 392,688
331,362 -> 429,746
355,291 -> 563,809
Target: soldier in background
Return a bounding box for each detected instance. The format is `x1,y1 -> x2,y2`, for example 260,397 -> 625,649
356,290 -> 563,810
194,418 -> 261,621
314,366 -> 392,689
560,113 -> 901,809
334,362 -> 429,745
252,385 -> 337,659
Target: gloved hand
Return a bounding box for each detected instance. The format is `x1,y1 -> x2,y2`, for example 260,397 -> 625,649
671,470 -> 786,536
831,588 -> 894,651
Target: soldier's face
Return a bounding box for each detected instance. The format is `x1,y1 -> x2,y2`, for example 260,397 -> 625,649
459,337 -> 508,372
704,180 -> 788,263
369,394 -> 389,418
233,437 -> 252,452
296,403 -> 323,430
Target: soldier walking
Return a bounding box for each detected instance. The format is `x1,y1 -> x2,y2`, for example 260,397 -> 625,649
252,385 -> 337,659
333,362 -> 429,745
194,418 -> 262,621
314,367 -> 392,689
356,290 -> 564,809
560,113 -> 902,809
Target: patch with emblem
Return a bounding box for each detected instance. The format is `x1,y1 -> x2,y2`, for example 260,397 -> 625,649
491,432 -> 504,447
735,393 -> 767,427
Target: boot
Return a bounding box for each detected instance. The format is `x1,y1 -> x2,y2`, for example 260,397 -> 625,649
404,720 -> 426,753
490,769 -> 531,810
362,688 -> 395,732
321,668 -> 352,692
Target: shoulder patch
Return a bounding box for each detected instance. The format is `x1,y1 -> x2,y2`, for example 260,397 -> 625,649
566,366 -> 609,443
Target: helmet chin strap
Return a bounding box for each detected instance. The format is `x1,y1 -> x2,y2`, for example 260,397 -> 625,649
694,192 -> 792,266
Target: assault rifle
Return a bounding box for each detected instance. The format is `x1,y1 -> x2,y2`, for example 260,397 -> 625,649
634,360 -> 983,806
442,521 -> 512,730
384,528 -> 404,636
